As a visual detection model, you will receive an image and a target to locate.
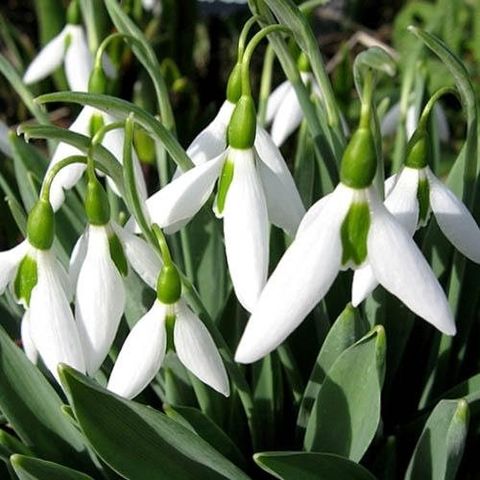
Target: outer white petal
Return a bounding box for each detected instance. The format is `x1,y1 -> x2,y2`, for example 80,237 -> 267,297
351,264 -> 378,307
223,148 -> 269,312
21,311 -> 38,364
270,85 -> 304,146
296,192 -> 332,237
235,184 -> 353,363
428,169 -> 480,263
75,226 -> 125,374
367,191 -> 455,335
255,127 -> 305,236
141,152 -> 225,232
266,81 -> 292,123
384,173 -> 398,198
186,101 -> 234,166
69,232 -> 88,287
0,241 -> 28,295
29,250 -> 86,380
64,25 -> 92,92
174,300 -> 229,396
113,224 -> 162,289
384,166 -> 420,235
380,102 -> 400,137
23,27 -> 68,84
107,301 -> 167,399
48,107 -> 95,209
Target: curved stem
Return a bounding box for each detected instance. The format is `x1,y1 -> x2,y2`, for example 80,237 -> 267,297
359,69 -> 374,129
241,24 -> 291,96
91,121 -> 125,147
237,16 -> 260,60
40,155 -> 87,203
418,86 -> 459,132
152,224 -> 173,266
258,43 -> 275,126
95,32 -> 130,68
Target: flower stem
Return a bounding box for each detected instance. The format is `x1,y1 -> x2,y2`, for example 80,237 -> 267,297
417,86 -> 459,132
237,16 -> 260,61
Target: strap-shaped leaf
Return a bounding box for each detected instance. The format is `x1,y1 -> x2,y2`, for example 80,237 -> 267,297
304,326 -> 386,461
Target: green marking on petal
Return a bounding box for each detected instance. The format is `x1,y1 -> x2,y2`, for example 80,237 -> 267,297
14,255 -> 38,307
165,311 -> 176,351
108,233 -> 128,276
216,158 -> 234,215
341,202 -> 371,267
417,177 -> 431,226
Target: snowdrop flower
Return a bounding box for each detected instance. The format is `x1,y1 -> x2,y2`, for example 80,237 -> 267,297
138,94 -> 305,312
352,131 -> 480,305
108,248 -> 229,399
266,54 -> 322,146
0,199 -> 85,379
23,1 -> 91,92
235,122 -> 455,364
70,177 -> 162,375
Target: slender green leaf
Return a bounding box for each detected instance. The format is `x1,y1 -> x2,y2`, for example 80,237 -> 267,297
254,452 -> 377,480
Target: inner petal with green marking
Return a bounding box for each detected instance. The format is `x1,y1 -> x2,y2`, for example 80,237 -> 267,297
108,232 -> 129,276
14,253 -> 38,307
417,170 -> 431,227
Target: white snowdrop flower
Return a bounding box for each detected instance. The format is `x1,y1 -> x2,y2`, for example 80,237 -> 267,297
71,178 -> 162,375
107,261 -> 229,399
352,133 -> 480,306
138,95 -> 305,312
0,200 -> 85,379
235,124 -> 455,364
23,0 -> 92,93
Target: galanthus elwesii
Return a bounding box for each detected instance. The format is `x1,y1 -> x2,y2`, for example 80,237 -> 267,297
266,53 -> 322,146
352,129 -> 480,306
0,199 -> 85,379
235,117 -> 455,364
138,90 -> 305,312
71,176 -> 162,375
107,243 -> 229,399
46,66 -> 147,211
23,0 -> 92,92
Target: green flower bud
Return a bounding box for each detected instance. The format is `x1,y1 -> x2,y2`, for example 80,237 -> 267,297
156,264 -> 182,305
297,52 -> 310,73
340,127 -> 377,189
340,201 -> 371,267
227,95 -> 256,150
27,199 -> 55,250
108,233 -> 129,276
14,255 -> 38,306
89,112 -> 105,138
226,63 -> 242,104
215,159 -> 234,215
405,131 -> 429,169
66,0 -> 81,25
88,66 -> 107,94
134,126 -> 156,165
85,178 -> 110,226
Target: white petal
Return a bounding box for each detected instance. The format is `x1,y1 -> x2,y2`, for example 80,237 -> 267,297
64,25 -> 92,92
380,102 -> 400,137
351,264 -> 378,307
428,169 -> 480,263
266,81 -> 292,124
29,250 -> 86,380
0,241 -> 28,295
384,173 -> 398,198
186,101 -> 233,166
270,86 -> 304,146
113,224 -> 162,289
23,27 -> 68,84
21,310 -> 38,364
235,184 -> 353,363
255,127 -> 305,236
69,232 -> 88,287
107,301 -> 167,399
296,192 -> 332,237
142,152 -> 225,232
367,190 -> 455,335
384,166 -> 420,235
48,107 -> 95,209
174,301 -> 229,396
223,148 -> 269,312
75,225 -> 126,374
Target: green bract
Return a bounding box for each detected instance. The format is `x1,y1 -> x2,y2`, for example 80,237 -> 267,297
226,64 -> 242,104
405,132 -> 429,169
14,255 -> 38,306
157,264 -> 182,305
26,200 -> 55,250
297,51 -> 310,73
340,127 -> 376,189
227,95 -> 256,150
84,179 -> 110,226
88,67 -> 107,95
88,113 -> 105,138
66,0 -> 81,25
340,202 -> 371,267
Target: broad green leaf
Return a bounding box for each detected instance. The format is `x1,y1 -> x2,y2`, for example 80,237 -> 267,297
405,399 -> 469,480
164,405 -> 246,468
0,431 -> 32,458
10,454 -> 94,480
0,326 -> 90,469
254,452 -> 377,480
59,365 -> 251,480
297,304 -> 369,432
304,327 -> 386,460
35,92 -> 193,171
